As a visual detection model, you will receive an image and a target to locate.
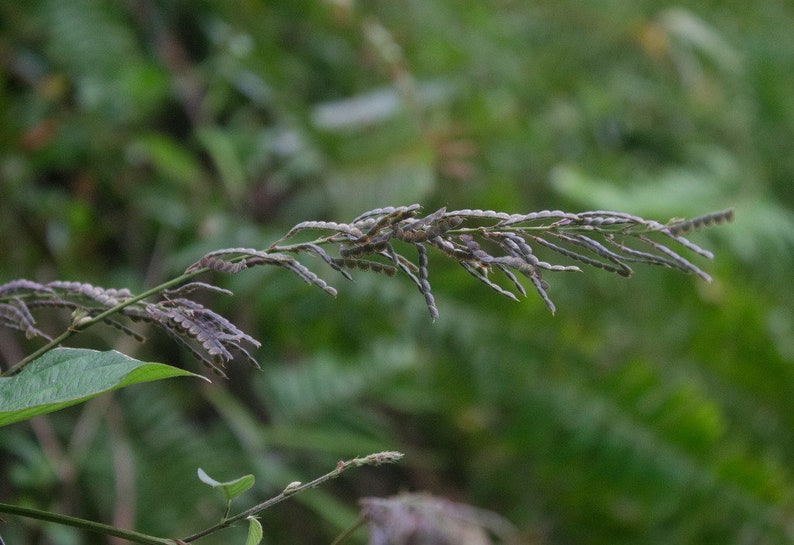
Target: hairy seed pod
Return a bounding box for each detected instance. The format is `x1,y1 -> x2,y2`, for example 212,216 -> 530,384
0,299 -> 48,340
0,279 -> 52,296
186,255 -> 248,274
394,215 -> 463,243
402,207 -> 447,231
637,235 -> 712,282
667,209 -> 735,236
340,239 -> 388,258
351,204 -> 421,223
416,243 -> 438,320
497,209 -> 580,227
280,221 -> 364,241
164,282 -> 233,298
459,234 -> 494,263
331,258 -> 397,276
445,208 -> 513,221
495,264 -> 528,297
460,261 -> 520,301
552,233 -> 632,276
530,235 -> 632,277
363,207 -> 420,239
528,272 -> 556,315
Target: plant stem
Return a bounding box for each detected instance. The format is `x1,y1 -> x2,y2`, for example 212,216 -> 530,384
329,515 -> 367,545
180,452 -> 403,543
0,503 -> 177,545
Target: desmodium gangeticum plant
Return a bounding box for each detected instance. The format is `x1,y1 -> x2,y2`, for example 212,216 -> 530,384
0,204 -> 733,544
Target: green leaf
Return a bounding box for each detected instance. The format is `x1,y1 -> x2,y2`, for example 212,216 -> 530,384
196,126 -> 246,204
244,516 -> 263,545
196,468 -> 255,501
133,133 -> 205,186
0,348 -> 206,427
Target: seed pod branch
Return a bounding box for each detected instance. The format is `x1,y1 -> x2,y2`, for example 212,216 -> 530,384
1,205 -> 730,376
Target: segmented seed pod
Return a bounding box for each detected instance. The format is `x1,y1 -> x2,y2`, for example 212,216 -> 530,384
667,209 -> 734,236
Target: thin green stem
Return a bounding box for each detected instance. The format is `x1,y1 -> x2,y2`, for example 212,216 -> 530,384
0,503 -> 177,545
6,329 -> 75,376
329,515 -> 367,545
180,452 -> 403,543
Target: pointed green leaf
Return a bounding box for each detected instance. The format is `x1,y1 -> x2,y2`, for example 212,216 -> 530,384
0,348 -> 206,427
244,516 -> 263,545
196,467 -> 223,488
197,468 -> 255,501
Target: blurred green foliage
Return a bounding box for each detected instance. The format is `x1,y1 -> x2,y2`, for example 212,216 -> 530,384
1,1 -> 793,544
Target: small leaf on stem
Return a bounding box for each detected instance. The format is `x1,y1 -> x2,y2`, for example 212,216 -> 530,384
197,468 -> 255,501
244,517 -> 263,545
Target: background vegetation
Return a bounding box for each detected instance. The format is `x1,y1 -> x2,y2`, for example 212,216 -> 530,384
1,0 -> 793,543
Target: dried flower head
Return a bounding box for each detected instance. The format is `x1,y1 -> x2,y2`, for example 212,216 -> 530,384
360,493 -> 515,545
268,204 -> 731,317
1,204 -> 731,375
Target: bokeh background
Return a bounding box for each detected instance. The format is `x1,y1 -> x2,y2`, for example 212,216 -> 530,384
2,1 -> 794,543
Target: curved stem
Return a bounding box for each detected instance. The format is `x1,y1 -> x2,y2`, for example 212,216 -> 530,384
180,452 -> 403,543
329,515 -> 367,545
0,503 -> 176,545
6,329 -> 76,376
